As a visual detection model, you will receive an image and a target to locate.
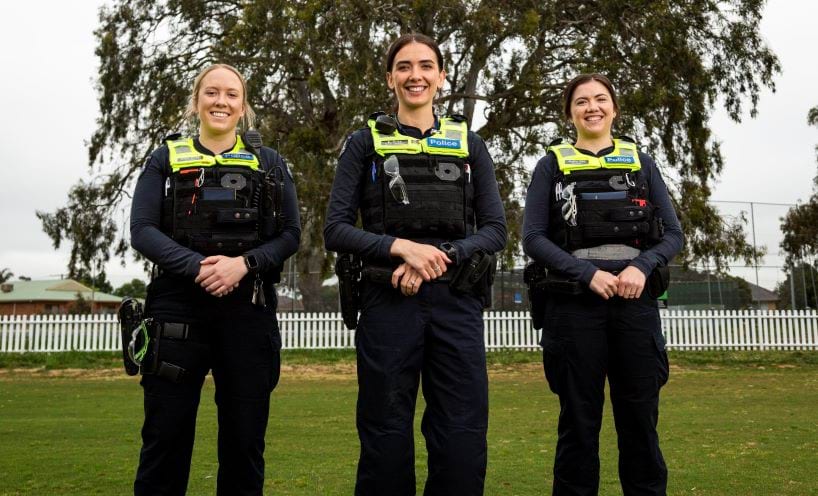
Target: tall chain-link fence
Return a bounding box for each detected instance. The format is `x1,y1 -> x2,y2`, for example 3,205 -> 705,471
276,200 -> 810,311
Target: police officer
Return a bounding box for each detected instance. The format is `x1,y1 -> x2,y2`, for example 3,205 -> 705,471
130,63 -> 300,495
324,34 -> 507,495
522,74 -> 684,496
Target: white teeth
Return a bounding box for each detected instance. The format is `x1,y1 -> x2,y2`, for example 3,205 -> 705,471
211,111 -> 228,117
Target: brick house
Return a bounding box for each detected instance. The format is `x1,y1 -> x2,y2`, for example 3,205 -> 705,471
0,279 -> 121,315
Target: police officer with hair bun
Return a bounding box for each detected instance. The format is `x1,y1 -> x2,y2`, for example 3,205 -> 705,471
324,33 -> 507,495
522,73 -> 683,496
129,63 -> 300,495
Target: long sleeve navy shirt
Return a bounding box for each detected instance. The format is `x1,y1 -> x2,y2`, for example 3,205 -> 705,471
323,118 -> 507,263
522,146 -> 683,285
130,138 -> 301,279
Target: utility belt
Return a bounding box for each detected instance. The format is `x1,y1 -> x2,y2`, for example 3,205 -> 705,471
335,250 -> 497,330
360,265 -> 453,284
523,262 -> 670,330
117,298 -> 205,383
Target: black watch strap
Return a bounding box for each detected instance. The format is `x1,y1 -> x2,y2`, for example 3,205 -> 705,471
440,242 -> 459,264
243,254 -> 260,274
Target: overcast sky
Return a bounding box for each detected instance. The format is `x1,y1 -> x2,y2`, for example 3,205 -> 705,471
1,0 -> 816,291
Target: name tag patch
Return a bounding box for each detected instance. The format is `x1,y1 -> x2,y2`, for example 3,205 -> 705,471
222,153 -> 255,160
564,159 -> 589,165
381,139 -> 410,146
177,155 -> 204,162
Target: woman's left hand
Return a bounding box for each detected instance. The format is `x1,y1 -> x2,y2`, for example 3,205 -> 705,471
195,255 -> 248,297
391,263 -> 424,296
616,266 -> 646,299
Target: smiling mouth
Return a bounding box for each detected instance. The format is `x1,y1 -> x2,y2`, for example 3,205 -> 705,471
210,111 -> 230,118
405,86 -> 427,95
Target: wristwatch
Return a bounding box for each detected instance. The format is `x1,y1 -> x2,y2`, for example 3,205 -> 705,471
439,242 -> 459,265
243,254 -> 260,274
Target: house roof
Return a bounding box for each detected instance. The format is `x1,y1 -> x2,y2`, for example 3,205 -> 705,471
748,283 -> 779,303
0,279 -> 122,303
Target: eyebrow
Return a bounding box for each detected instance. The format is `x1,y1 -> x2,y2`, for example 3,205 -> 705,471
395,59 -> 436,65
203,85 -> 241,92
575,93 -> 609,101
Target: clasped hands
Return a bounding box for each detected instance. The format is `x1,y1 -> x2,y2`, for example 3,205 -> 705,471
589,266 -> 646,300
194,255 -> 248,297
389,239 -> 452,296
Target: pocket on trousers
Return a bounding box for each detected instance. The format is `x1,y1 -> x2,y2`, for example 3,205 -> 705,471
652,330 -> 670,387
541,330 -> 566,395
267,320 -> 282,392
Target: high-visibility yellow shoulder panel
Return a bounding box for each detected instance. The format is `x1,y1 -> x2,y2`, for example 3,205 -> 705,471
553,139 -> 641,174
168,135 -> 260,172
368,117 -> 469,158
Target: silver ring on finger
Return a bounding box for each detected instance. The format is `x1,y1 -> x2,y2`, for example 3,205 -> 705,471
433,264 -> 441,272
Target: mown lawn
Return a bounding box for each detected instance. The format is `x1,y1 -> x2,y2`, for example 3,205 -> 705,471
0,352 -> 816,495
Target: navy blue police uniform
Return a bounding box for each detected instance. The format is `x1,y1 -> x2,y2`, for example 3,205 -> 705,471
130,135 -> 301,496
324,114 -> 507,496
522,139 -> 683,496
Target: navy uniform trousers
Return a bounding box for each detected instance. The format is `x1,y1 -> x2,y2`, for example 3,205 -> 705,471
134,274 -> 281,496
354,280 -> 489,496
540,291 -> 669,496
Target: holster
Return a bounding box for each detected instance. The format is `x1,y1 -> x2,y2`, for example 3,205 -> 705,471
646,265 -> 670,299
524,263 -> 584,296
523,262 -> 548,330
117,298 -> 143,376
449,250 -> 497,308
335,254 -> 362,330
138,320 -> 199,383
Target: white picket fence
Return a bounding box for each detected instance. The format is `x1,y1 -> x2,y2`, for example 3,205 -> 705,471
1,310 -> 817,353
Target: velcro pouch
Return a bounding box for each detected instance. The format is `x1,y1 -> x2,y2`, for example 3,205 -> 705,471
583,222 -> 650,238
216,208 -> 258,223
608,207 -> 649,222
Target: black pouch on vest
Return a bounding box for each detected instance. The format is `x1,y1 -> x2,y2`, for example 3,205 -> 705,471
646,265 -> 670,299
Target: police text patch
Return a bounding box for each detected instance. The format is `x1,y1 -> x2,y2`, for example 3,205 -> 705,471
428,137 -> 460,149
604,156 -> 635,164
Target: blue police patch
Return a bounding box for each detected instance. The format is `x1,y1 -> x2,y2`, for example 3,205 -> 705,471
427,137 -> 460,149
604,156 -> 635,164
222,153 -> 255,160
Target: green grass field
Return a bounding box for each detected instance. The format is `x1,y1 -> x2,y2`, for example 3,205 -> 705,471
1,351 -> 816,495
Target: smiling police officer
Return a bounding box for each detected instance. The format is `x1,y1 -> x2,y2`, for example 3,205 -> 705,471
324,34 -> 507,496
129,63 -> 300,496
523,74 -> 684,496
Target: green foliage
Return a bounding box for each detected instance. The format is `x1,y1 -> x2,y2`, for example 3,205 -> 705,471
781,104 -> 818,263
40,1 -> 779,309
114,278 -> 148,299
775,262 -> 818,310
75,270 -> 114,294
66,292 -> 93,315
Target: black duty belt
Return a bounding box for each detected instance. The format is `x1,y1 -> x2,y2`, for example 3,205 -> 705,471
362,265 -> 453,284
